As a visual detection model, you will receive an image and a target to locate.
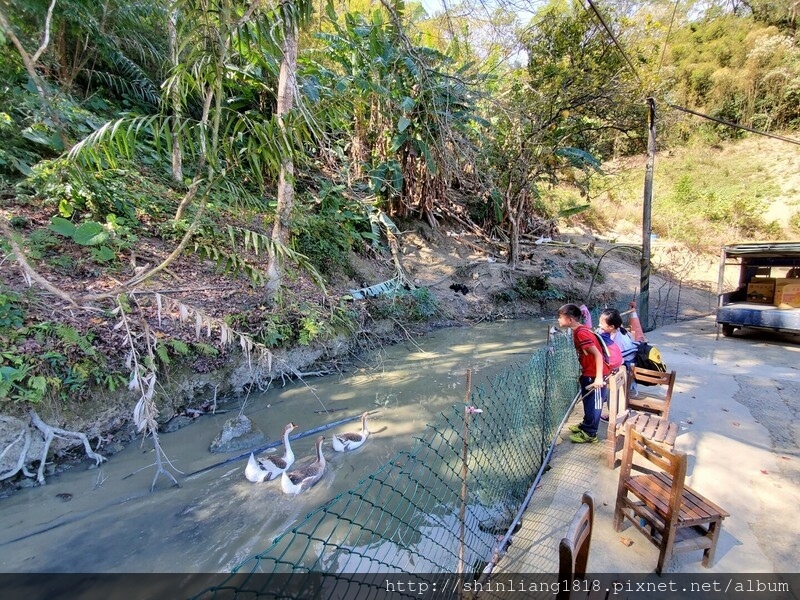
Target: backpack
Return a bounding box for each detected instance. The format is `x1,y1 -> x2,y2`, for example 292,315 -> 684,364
592,331 -> 623,373
634,341 -> 667,382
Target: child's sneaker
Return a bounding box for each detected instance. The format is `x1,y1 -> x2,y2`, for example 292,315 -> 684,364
569,430 -> 598,444
567,424 -> 583,433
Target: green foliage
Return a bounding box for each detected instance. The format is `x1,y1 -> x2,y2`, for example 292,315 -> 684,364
570,261 -> 603,283
292,211 -> 355,280
656,173 -> 781,248
512,275 -> 565,303
0,293 -> 119,404
298,315 -> 324,346
192,342 -> 219,357
257,315 -> 294,348
664,15 -> 800,141
367,287 -> 439,322
309,7 -> 482,216
24,159 -> 145,222
0,292 -> 25,330
790,211 -> 800,235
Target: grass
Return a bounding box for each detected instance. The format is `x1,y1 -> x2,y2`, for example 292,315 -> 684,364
586,135 -> 798,253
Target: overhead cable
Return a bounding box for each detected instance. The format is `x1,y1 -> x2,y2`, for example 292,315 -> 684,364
668,103 -> 800,146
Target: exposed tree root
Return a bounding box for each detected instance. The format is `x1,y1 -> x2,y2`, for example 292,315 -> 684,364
0,417 -> 35,481
29,411 -> 106,484
0,413 -> 105,485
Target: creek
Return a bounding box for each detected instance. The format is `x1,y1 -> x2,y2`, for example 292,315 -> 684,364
0,319 -> 551,574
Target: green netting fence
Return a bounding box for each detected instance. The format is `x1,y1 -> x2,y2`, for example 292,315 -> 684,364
195,331 -> 580,599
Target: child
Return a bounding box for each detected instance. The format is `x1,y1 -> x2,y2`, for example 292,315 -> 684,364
557,304 -> 608,443
599,308 -> 637,396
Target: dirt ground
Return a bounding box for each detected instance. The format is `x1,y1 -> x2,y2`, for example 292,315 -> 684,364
390,222 -> 719,326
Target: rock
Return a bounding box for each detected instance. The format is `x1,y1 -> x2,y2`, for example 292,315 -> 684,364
209,414 -> 267,454
160,415 -> 195,434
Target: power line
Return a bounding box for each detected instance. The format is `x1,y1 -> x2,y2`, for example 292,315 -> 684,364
583,0 -> 800,146
657,0 -> 680,79
668,103 -> 800,146
584,0 -> 642,86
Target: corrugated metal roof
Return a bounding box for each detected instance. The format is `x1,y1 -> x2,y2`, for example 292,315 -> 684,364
723,242 -> 800,257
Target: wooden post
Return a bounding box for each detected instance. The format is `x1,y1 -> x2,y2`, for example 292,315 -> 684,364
640,97 -> 656,332
458,369 -> 473,594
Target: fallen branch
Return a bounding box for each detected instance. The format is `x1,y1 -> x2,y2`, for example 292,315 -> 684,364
1,219 -> 81,307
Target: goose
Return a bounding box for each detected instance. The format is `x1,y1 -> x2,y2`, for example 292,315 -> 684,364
280,436 -> 326,495
331,411 -> 370,452
244,422 -> 297,483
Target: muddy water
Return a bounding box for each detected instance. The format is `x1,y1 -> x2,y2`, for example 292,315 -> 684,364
0,319 -> 551,573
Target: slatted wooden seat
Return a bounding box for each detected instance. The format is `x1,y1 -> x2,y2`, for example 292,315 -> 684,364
558,493 -> 608,600
627,367 -> 676,420
606,369 -> 679,469
614,426 -> 729,574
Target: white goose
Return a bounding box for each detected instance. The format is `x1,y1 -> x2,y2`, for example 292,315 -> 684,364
332,412 -> 370,452
244,422 -> 297,483
280,435 -> 326,495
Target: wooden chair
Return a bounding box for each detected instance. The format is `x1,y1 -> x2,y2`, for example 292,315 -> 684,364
557,493 -> 598,600
613,425 -> 729,574
606,368 -> 678,469
627,367 -> 676,420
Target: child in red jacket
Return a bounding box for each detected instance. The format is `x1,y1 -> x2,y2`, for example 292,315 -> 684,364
557,303 -> 608,443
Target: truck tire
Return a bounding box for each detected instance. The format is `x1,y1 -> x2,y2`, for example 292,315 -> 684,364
721,323 -> 735,337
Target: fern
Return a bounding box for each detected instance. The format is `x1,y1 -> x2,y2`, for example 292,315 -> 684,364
55,324 -> 97,356
193,242 -> 267,286
154,342 -> 171,367
192,342 -> 219,357
168,339 -> 191,355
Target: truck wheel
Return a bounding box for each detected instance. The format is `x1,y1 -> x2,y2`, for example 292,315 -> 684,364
721,324 -> 735,337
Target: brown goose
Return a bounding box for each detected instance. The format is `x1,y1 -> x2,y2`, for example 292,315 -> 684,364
332,412 -> 370,452
280,436 -> 326,495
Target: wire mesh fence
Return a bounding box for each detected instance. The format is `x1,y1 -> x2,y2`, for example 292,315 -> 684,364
195,332 -> 580,599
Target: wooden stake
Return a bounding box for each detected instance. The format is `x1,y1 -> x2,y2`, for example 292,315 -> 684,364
458,369 -> 473,595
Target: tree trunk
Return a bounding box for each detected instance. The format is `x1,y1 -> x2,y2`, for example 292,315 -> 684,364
505,186 -> 524,269
266,18 -> 298,302
169,8 -> 183,183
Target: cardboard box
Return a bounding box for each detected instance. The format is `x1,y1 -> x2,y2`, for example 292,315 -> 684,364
746,278 -> 775,304
774,282 -> 800,308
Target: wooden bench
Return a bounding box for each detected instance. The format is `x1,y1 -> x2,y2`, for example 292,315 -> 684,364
606,369 -> 679,469
613,426 -> 729,574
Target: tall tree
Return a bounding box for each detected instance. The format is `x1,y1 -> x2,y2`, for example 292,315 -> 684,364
480,0 -> 644,267
266,0 -> 311,301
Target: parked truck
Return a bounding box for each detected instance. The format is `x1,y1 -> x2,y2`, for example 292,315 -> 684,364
716,242 -> 800,337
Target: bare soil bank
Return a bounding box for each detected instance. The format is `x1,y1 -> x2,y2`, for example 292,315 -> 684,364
0,223 -> 718,494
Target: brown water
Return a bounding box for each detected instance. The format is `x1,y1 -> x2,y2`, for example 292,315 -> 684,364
0,319 -> 550,573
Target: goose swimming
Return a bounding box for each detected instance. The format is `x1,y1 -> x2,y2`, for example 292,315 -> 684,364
332,411 -> 370,452
280,435 -> 326,495
244,422 -> 297,483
